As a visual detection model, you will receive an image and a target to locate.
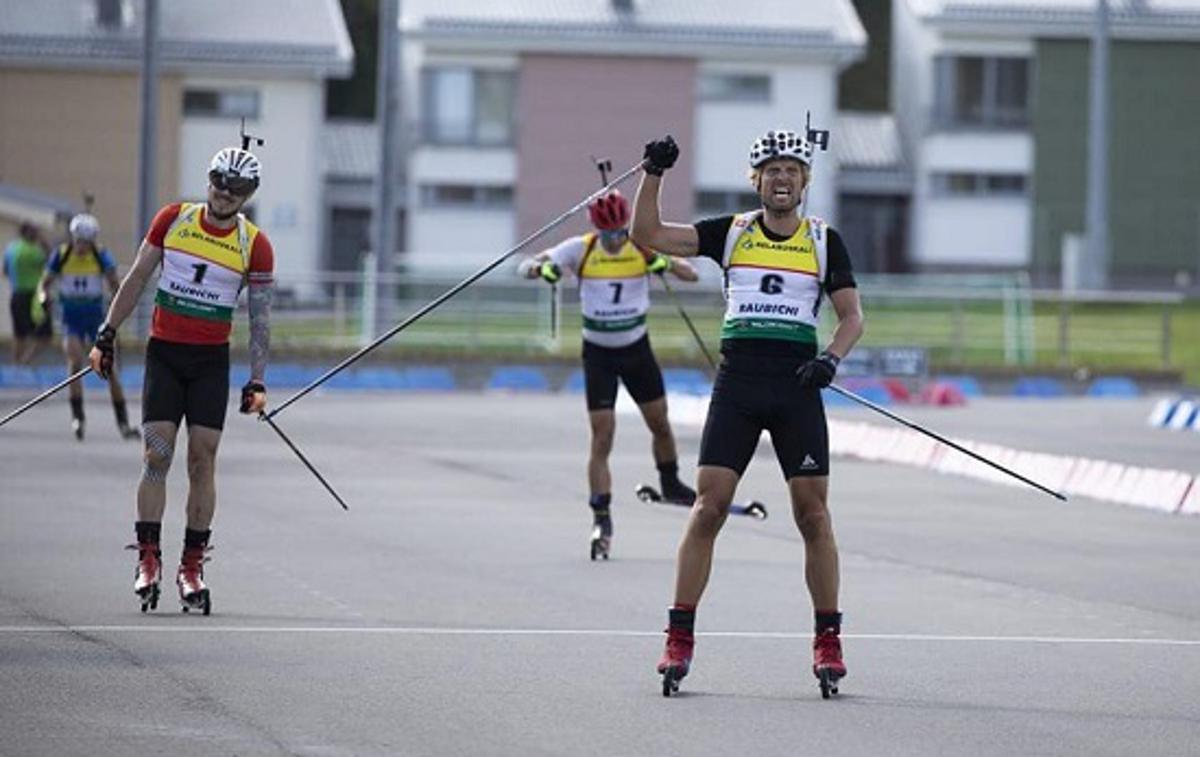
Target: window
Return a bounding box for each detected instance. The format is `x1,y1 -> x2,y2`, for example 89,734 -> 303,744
422,68 -> 516,146
695,190 -> 762,217
934,56 -> 1030,128
183,88 -> 260,119
419,184 -> 514,208
698,73 -> 771,103
930,172 -> 1027,197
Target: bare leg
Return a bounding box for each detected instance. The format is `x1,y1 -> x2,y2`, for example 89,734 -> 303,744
672,465 -> 739,606
587,409 -> 615,496
788,476 -> 839,612
636,396 -> 677,465
185,425 -> 222,530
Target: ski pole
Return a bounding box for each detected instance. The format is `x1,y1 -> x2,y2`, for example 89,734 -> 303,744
0,366 -> 92,429
259,413 -> 349,511
658,274 -> 718,374
825,383 -> 1066,501
266,160 -> 646,420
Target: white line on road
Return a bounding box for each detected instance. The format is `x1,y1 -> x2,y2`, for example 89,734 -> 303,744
1,625 -> 1199,646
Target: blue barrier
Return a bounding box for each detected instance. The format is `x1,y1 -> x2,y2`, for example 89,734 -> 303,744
397,367 -> 456,391
563,369 -> 586,393
662,368 -> 711,396
1086,377 -> 1140,398
1012,377 -> 1066,398
934,375 -> 983,398
0,365 -> 40,388
487,365 -> 550,392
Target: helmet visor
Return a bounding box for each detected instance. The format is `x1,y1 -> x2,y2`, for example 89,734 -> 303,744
208,171 -> 257,197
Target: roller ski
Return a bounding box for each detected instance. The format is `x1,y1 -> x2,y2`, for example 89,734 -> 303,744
127,542 -> 161,613
657,625 -> 695,697
590,509 -> 612,561
813,629 -> 846,699
176,544 -> 212,615
635,484 -> 768,520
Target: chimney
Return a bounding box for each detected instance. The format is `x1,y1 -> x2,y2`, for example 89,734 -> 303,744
96,0 -> 123,28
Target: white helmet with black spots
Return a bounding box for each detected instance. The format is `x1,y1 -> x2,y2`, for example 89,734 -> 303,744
209,147 -> 262,193
748,129 -> 814,168
68,213 -> 100,242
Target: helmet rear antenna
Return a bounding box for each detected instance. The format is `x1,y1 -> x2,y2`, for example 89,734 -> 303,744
591,155 -> 613,188
240,118 -> 265,152
805,111 -> 830,153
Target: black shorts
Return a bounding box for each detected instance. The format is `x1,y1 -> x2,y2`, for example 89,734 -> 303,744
142,338 -> 231,431
10,292 -> 52,339
581,335 -> 666,412
698,358 -> 829,479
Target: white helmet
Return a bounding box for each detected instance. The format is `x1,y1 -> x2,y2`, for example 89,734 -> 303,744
68,213 -> 100,242
209,147 -> 262,189
748,129 -> 813,168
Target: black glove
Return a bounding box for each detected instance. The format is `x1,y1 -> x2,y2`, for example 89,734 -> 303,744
91,323 -> 116,379
240,380 -> 267,414
796,351 -> 840,389
642,136 -> 679,176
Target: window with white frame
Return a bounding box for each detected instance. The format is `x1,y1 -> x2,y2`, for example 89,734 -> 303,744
930,172 -> 1027,197
933,56 -> 1030,128
422,68 -> 516,146
183,88 -> 260,119
419,183 -> 514,208
698,73 -> 771,103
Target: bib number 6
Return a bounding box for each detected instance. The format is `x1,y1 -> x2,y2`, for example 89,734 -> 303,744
759,274 -> 783,295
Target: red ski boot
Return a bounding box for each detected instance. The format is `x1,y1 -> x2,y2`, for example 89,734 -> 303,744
813,628 -> 846,699
129,542 -> 161,613
657,626 -> 694,697
176,544 -> 211,615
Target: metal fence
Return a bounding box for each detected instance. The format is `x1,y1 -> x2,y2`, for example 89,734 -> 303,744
233,268 -> 1186,370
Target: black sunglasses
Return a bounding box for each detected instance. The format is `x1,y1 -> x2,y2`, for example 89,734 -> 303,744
208,171 -> 257,197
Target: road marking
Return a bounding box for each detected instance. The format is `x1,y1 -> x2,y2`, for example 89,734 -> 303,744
1,625 -> 1199,646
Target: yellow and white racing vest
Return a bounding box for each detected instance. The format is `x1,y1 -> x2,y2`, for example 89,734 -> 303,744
719,211 -> 828,345
154,203 -> 257,324
577,234 -> 652,348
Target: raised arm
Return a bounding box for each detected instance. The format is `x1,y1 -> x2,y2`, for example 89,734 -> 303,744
629,137 -> 700,257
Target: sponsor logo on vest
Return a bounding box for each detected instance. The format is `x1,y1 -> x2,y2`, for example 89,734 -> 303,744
168,279 -> 221,302
593,306 -> 639,318
175,227 -> 242,257
739,302 -> 799,317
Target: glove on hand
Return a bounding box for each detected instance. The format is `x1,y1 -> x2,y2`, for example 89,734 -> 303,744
796,351 -> 840,389
642,136 -> 679,176
538,261 -> 562,284
90,323 -> 116,379
240,380 -> 267,414
646,253 -> 670,275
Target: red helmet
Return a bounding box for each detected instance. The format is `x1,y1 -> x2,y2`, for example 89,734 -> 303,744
587,190 -> 630,231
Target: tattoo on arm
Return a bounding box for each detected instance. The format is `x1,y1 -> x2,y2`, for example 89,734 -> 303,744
248,281 -> 272,382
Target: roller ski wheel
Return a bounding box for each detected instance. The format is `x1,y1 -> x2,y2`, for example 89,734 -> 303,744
817,667 -> 841,699
635,484 -> 663,504
179,588 -> 211,616
138,584 -> 160,613
589,529 -> 610,561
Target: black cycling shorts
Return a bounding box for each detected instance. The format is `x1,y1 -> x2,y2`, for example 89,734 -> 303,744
10,292 -> 52,339
581,335 -> 666,412
698,359 -> 829,479
142,338 -> 231,431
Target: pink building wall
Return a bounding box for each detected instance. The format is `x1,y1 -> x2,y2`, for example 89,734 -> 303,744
515,54 -> 696,241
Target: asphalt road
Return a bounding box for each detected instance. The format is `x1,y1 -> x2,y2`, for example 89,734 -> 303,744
1,391 -> 1198,756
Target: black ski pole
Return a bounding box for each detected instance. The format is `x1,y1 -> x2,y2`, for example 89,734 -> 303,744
266,160 -> 646,420
825,383 -> 1066,501
259,413 -> 349,511
0,366 -> 92,428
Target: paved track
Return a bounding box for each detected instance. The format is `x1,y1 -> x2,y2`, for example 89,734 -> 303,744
2,391 -> 1198,756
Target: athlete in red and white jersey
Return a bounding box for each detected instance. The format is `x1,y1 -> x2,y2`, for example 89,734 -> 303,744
89,145 -> 275,615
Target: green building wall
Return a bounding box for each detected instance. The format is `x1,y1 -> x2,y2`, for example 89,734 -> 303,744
1031,39 -> 1200,286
